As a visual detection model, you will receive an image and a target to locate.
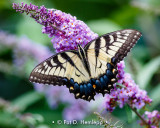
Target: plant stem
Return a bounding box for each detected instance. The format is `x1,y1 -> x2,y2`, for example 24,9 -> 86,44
128,104 -> 151,128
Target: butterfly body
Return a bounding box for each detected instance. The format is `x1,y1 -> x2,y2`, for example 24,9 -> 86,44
29,29 -> 142,101
77,44 -> 91,77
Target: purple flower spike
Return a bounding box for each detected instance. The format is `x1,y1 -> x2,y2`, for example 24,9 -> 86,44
12,3 -> 98,52
140,110 -> 160,127
0,31 -> 52,70
104,61 -> 152,112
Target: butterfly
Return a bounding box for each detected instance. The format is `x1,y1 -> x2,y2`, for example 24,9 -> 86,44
29,29 -> 141,101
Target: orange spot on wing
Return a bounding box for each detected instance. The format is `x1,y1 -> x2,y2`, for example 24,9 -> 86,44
70,86 -> 74,90
93,84 -> 96,89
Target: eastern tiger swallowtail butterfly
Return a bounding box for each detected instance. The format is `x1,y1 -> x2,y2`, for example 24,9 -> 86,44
29,29 -> 141,101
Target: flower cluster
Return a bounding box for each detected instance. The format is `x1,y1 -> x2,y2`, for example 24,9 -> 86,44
104,61 -> 152,112
139,110 -> 160,128
12,3 -> 98,52
0,31 -> 52,71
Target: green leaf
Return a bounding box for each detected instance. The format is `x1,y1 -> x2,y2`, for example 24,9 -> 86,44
149,84 -> 160,109
125,105 -> 133,123
12,91 -> 44,111
137,56 -> 160,89
87,19 -> 121,35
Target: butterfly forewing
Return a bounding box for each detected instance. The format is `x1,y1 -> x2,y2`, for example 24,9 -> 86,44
85,29 -> 141,64
29,51 -> 90,86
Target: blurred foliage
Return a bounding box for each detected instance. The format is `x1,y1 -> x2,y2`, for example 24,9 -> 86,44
0,98 -> 50,128
0,0 -> 160,128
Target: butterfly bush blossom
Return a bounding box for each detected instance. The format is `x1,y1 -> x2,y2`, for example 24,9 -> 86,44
12,3 -> 98,52
13,3 -> 159,126
0,31 -> 52,69
139,110 -> 160,127
104,61 -> 152,112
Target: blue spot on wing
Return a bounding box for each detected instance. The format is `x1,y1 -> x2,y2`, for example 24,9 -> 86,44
107,63 -> 113,70
90,78 -> 95,85
70,78 -> 74,85
84,84 -> 88,97
95,80 -> 102,91
74,83 -> 80,93
103,75 -> 110,84
80,85 -> 85,95
100,77 -> 106,87
87,83 -> 93,95
106,70 -> 114,78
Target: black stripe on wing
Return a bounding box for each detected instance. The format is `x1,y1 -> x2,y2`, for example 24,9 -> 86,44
85,29 -> 142,64
95,38 -> 101,71
60,52 -> 85,76
29,50 -> 78,86
106,29 -> 142,64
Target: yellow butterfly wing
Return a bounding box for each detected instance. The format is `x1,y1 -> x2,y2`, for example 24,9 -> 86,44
29,51 -> 90,86
85,29 -> 141,78
83,29 -> 141,94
